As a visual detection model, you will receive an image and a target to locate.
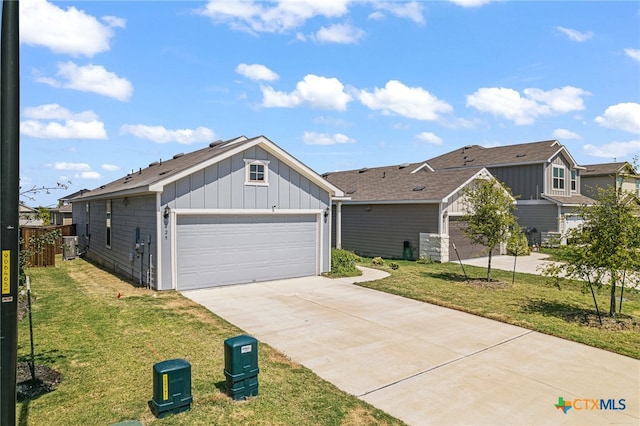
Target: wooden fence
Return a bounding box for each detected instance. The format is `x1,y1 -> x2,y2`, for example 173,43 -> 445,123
20,224 -> 76,267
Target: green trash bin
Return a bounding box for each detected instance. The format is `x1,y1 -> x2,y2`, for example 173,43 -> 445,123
150,358 -> 192,418
224,335 -> 259,400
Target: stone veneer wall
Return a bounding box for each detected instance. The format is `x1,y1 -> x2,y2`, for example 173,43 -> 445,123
419,233 -> 449,262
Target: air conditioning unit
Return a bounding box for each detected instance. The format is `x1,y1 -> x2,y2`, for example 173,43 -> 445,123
63,236 -> 78,260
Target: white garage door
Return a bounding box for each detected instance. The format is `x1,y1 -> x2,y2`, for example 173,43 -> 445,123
176,214 -> 318,290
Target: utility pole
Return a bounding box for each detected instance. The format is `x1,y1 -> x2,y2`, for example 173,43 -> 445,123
0,1 -> 20,424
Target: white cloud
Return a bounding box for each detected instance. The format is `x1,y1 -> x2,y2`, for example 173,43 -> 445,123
594,103 -> 640,134
262,74 -> 352,111
556,26 -> 593,42
416,132 -> 443,145
552,129 -> 581,140
20,0 -> 124,57
302,132 -> 355,145
120,124 -> 216,144
466,86 -> 590,125
23,104 -> 97,121
37,62 -> 133,102
359,80 -> 453,121
449,0 -> 494,7
624,48 -> 640,62
52,162 -> 91,171
236,63 -> 279,81
583,140 -> 640,159
21,120 -> 108,140
197,0 -> 350,34
371,2 -> 424,24
316,23 -> 365,44
101,164 -> 120,172
78,171 -> 102,180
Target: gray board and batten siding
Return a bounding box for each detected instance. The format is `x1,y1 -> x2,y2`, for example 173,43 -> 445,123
334,203 -> 439,260
72,194 -> 157,286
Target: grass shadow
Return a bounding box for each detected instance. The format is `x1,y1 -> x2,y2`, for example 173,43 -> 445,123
521,299 -> 598,323
420,271 -> 472,283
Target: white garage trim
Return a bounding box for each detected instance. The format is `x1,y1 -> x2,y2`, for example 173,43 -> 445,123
170,209 -> 324,290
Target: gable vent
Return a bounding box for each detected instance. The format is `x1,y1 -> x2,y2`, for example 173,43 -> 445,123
173,153 -> 184,159
413,186 -> 425,191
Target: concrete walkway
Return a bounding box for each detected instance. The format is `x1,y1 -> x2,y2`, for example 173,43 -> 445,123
183,268 -> 639,425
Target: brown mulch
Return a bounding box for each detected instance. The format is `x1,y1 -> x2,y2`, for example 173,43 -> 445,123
573,313 -> 640,331
465,279 -> 511,289
17,362 -> 62,402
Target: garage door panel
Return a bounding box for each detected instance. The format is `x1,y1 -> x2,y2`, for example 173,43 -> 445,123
449,217 -> 499,260
176,214 -> 317,290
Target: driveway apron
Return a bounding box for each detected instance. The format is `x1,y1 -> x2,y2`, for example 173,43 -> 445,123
182,268 -> 639,425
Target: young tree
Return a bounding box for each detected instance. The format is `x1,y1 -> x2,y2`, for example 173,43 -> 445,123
461,177 -> 518,281
545,186 -> 640,318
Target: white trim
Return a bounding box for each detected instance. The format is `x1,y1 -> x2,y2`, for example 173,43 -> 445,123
552,164 -> 566,190
173,208 -> 323,216
517,199 -> 554,205
155,193 -> 163,291
411,162 -> 434,173
244,159 -> 270,186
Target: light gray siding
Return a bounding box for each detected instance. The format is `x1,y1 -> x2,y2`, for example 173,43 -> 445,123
76,195 -> 157,286
161,147 -> 329,210
581,176 -> 614,199
488,164 -> 544,200
514,203 -> 558,245
338,203 -> 439,259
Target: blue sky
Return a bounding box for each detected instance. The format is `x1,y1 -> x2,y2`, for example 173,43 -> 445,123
19,0 -> 640,207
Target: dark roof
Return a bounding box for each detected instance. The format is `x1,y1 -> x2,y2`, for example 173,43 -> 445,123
541,193 -> 596,206
425,140 -> 573,170
74,136 -> 257,200
324,163 -> 487,202
582,162 -> 637,176
74,135 -> 343,201
59,189 -> 90,202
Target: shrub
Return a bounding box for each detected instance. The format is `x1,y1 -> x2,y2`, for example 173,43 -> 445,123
330,249 -> 362,277
372,257 -> 384,266
507,232 -> 531,256
389,262 -> 399,270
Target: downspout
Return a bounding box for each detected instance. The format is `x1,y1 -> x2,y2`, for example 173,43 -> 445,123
336,201 -> 342,249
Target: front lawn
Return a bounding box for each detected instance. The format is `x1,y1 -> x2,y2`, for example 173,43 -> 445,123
356,258 -> 640,359
17,257 -> 405,426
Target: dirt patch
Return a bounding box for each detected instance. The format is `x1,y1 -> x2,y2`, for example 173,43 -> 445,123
17,362 -> 62,402
466,279 -> 510,289
575,313 -> 640,331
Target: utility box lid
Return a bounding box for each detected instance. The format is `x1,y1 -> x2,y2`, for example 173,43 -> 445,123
224,335 -> 259,378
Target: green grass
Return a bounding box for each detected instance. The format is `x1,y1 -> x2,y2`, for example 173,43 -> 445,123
17,257 -> 405,426
356,258 -> 640,360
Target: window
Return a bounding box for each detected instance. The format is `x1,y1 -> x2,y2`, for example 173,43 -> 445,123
553,166 -> 565,190
570,170 -> 577,192
244,160 -> 269,185
106,200 -> 112,248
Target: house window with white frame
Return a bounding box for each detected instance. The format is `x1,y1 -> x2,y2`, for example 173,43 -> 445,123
553,165 -> 565,190
106,199 -> 112,248
570,169 -> 577,192
244,160 -> 269,185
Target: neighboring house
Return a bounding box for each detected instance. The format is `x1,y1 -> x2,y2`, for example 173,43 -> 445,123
19,203 -> 43,226
50,190 -> 89,226
324,164 -> 509,262
580,162 -> 640,200
424,140 -> 595,245
71,135 -> 344,291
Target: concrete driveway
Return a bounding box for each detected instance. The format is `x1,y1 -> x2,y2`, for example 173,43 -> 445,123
183,268 -> 639,425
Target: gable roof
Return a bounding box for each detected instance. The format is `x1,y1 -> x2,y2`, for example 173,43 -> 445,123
75,135 -> 343,201
323,163 -> 494,203
425,140 -> 583,170
541,193 -> 596,206
582,162 -> 638,177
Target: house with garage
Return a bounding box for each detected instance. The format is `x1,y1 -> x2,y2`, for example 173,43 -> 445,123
580,162 -> 640,201
324,164 -> 509,262
71,135 -> 344,291
424,140 -> 595,246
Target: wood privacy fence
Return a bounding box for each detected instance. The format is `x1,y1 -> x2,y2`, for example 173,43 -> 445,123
20,224 -> 76,267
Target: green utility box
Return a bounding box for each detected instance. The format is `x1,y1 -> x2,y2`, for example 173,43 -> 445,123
224,335 -> 259,400
150,358 -> 192,418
